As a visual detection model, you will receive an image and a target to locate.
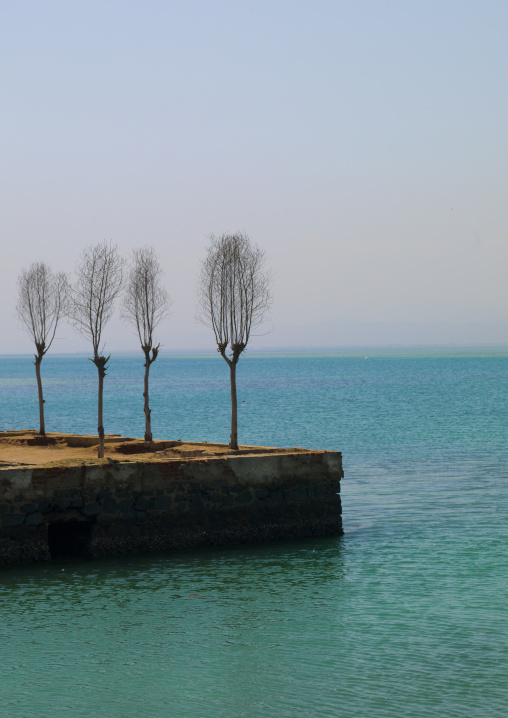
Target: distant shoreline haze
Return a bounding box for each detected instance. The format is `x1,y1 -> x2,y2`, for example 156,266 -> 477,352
2,346 -> 508,360
7,317 -> 508,356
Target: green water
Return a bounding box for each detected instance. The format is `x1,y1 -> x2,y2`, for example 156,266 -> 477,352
0,351 -> 507,717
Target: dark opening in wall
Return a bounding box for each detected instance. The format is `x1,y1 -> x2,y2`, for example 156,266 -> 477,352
48,521 -> 93,558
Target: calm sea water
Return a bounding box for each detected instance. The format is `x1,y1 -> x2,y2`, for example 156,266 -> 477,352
0,349 -> 507,718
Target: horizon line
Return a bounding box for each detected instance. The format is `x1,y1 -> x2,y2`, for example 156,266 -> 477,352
2,342 -> 508,358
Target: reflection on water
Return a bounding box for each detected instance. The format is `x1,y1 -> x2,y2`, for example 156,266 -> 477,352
1,538 -> 350,718
2,457 -> 508,718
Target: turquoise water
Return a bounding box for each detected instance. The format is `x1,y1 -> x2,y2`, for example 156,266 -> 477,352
0,350 -> 507,717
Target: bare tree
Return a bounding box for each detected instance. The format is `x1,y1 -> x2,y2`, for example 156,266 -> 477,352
70,241 -> 124,458
122,247 -> 170,442
16,262 -> 68,435
197,232 -> 272,450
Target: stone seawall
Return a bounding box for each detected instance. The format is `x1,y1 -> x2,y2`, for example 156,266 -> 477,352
0,450 -> 343,566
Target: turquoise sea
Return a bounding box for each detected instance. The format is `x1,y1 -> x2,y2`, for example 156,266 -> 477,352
0,349 -> 507,717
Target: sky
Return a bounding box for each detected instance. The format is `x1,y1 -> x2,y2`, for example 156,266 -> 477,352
2,0 -> 508,354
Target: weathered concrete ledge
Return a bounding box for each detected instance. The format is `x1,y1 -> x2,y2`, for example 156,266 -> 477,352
0,433 -> 343,566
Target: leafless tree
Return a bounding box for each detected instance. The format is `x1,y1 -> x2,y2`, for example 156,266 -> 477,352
16,262 -> 68,435
122,247 -> 170,442
70,241 -> 124,458
197,232 -> 272,450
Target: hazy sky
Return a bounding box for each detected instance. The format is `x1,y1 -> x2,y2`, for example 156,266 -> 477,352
2,0 -> 507,353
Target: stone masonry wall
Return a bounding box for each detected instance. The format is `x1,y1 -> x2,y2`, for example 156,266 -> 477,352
0,451 -> 343,566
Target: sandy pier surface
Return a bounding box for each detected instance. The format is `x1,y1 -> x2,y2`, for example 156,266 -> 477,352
0,431 -> 306,469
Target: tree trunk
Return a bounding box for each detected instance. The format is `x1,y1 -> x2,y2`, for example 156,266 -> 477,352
97,368 -> 105,459
34,358 -> 45,436
229,361 -> 238,450
143,352 -> 152,443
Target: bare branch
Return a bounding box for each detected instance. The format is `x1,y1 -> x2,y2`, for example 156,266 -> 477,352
69,240 -> 124,458
16,261 -> 69,434
197,232 -> 272,450
122,246 -> 171,355
197,232 -> 272,362
17,262 -> 69,359
70,241 -> 124,360
121,246 -> 170,442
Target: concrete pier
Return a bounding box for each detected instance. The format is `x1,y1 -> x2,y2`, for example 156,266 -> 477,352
0,432 -> 343,566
